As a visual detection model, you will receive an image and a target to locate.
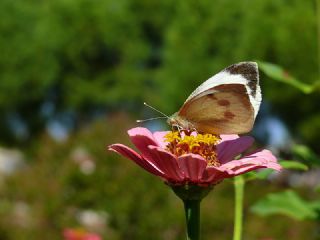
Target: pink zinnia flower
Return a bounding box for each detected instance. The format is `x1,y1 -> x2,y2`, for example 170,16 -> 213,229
108,127 -> 281,186
63,228 -> 101,240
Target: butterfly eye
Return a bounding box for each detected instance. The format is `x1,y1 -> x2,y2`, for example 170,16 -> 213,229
171,124 -> 181,131
169,124 -> 185,134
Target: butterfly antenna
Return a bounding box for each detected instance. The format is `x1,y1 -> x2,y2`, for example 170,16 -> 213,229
142,102 -> 169,118
136,102 -> 169,123
136,116 -> 167,123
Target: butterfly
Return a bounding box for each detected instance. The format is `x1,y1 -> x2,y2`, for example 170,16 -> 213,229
167,62 -> 261,134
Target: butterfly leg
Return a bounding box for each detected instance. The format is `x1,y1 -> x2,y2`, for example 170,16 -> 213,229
191,127 -> 198,133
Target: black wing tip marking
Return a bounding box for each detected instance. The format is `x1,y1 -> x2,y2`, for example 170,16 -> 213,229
224,62 -> 258,77
224,62 -> 259,97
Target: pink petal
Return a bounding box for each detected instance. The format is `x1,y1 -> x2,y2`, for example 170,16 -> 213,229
108,144 -> 164,177
128,127 -> 159,161
217,135 -> 254,163
177,154 -> 207,182
220,134 -> 239,141
153,131 -> 170,148
147,146 -> 184,181
246,149 -> 282,171
219,149 -> 281,175
225,164 -> 264,175
202,166 -> 231,183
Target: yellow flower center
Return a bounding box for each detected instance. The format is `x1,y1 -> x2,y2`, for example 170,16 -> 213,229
164,130 -> 220,166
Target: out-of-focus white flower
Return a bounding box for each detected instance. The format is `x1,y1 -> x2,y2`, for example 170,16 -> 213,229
70,147 -> 96,175
77,209 -> 109,232
0,147 -> 24,175
12,201 -> 33,228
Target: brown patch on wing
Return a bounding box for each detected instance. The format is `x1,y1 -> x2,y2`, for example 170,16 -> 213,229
224,111 -> 235,119
212,84 -> 251,109
217,99 -> 230,106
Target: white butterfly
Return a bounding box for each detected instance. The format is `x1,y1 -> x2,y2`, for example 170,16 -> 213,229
167,62 -> 261,134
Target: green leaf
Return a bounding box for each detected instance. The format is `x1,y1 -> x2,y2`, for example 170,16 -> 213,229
251,190 -> 318,221
279,160 -> 308,171
257,61 -> 315,94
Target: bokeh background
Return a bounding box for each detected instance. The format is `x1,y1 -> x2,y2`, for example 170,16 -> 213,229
0,0 -> 320,239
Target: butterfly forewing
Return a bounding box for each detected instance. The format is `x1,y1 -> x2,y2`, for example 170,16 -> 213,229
172,62 -> 261,134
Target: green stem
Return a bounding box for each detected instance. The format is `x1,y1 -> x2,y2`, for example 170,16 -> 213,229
233,176 -> 245,240
183,199 -> 201,240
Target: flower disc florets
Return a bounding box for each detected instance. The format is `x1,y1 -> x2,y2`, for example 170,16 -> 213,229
164,131 -> 221,167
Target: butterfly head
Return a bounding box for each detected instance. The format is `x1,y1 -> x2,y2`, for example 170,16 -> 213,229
167,113 -> 195,131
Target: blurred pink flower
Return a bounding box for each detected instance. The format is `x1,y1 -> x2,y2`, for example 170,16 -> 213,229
108,127 -> 281,186
63,228 -> 101,240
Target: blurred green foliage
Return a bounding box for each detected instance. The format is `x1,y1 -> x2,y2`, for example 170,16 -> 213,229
251,190 -> 320,221
0,0 -> 319,150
